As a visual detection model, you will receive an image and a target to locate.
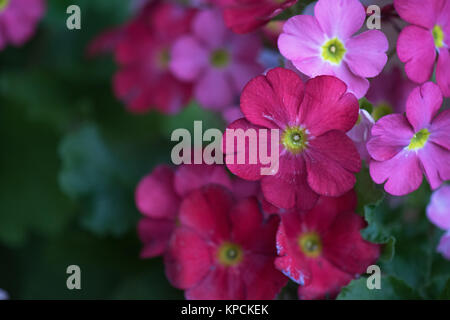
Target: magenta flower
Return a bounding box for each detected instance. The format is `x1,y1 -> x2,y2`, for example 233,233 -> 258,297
395,0 -> 450,97
367,82 -> 450,196
169,9 -> 263,110
165,185 -> 287,300
427,186 -> 450,260
278,0 -> 388,98
275,191 -> 380,299
136,164 -> 232,258
113,2 -> 195,114
224,68 -> 361,211
347,109 -> 375,163
0,0 -> 45,50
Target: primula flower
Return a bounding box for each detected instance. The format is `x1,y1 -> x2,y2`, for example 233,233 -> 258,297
347,109 -> 375,163
218,0 -> 297,34
136,164 -> 232,258
366,67 -> 416,117
278,0 -> 388,98
113,2 -> 195,113
169,9 -> 263,110
275,191 -> 380,300
395,0 -> 450,97
0,0 -> 45,50
367,82 -> 450,196
165,185 -> 287,299
224,67 -> 361,211
427,185 -> 450,259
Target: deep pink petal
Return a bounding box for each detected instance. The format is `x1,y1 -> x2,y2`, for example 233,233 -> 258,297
397,25 -> 436,84
138,218 -> 174,258
394,0 -> 443,29
369,150 -> 423,196
165,227 -> 212,289
436,48 -> 450,97
314,0 -> 365,39
430,109 -> 450,150
418,142 -> 450,189
406,82 -> 443,132
298,75 -> 359,136
367,114 -> 414,161
345,30 -> 388,78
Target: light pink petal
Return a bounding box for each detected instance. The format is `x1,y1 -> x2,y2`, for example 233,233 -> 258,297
165,227 -> 212,289
304,130 -> 361,197
369,150 -> 423,196
169,36 -> 208,82
291,55 -> 334,78
345,30 -> 388,78
418,142 -> 450,189
437,231 -> 450,260
278,15 -> 324,62
394,0 -> 443,29
193,9 -> 227,49
367,114 -> 414,161
334,62 -> 370,99
298,75 -> 359,136
397,25 -> 436,84
240,67 -> 304,128
436,48 -> 450,97
426,186 -> 450,230
314,0 -> 365,39
195,69 -> 234,110
406,82 -> 443,132
430,109 -> 450,150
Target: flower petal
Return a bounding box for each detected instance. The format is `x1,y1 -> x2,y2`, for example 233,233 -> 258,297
436,48 -> 450,97
430,109 -> 450,150
418,142 -> 450,189
169,36 -> 208,81
195,69 -> 234,110
138,218 -> 174,258
426,186 -> 450,230
333,62 -> 370,99
406,82 -> 443,132
394,0 -> 443,29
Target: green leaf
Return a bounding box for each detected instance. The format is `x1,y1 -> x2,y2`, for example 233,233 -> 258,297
338,276 -> 422,300
355,167 -> 384,214
59,124 -> 139,236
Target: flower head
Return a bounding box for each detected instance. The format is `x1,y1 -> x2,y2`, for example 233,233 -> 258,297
275,191 -> 380,299
395,0 -> 450,96
224,67 -> 361,211
165,185 -> 287,299
278,0 -> 388,98
169,9 -> 263,110
0,0 -> 45,50
367,82 -> 450,195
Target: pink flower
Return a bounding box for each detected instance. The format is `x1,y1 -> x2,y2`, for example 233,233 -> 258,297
224,67 -> 361,211
367,82 -> 450,196
395,0 -> 450,97
0,0 -> 45,50
136,164 -> 232,258
347,109 -> 375,163
169,9 -> 263,110
275,191 -> 380,299
165,185 -> 287,299
278,0 -> 388,98
219,0 -> 297,34
427,185 -> 450,260
113,2 -> 195,114
366,67 -> 416,117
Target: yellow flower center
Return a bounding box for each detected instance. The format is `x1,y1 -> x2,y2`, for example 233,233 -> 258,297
408,128 -> 430,150
217,242 -> 243,266
282,126 -> 308,154
321,38 -> 346,65
210,49 -> 230,68
372,103 -> 393,121
0,0 -> 10,12
432,25 -> 444,49
298,232 -> 322,258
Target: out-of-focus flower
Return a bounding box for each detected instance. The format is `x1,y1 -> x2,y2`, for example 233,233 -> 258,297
170,9 -> 263,110
366,67 -> 416,117
113,2 -> 195,114
427,185 -> 450,260
395,0 -> 450,97
136,164 -> 232,258
165,185 -> 287,299
0,0 -> 45,50
275,191 -> 380,299
224,68 -> 361,211
219,0 -> 297,34
368,82 -> 450,196
347,109 -> 375,162
222,105 -> 243,124
278,0 -> 388,98
0,288 -> 8,300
